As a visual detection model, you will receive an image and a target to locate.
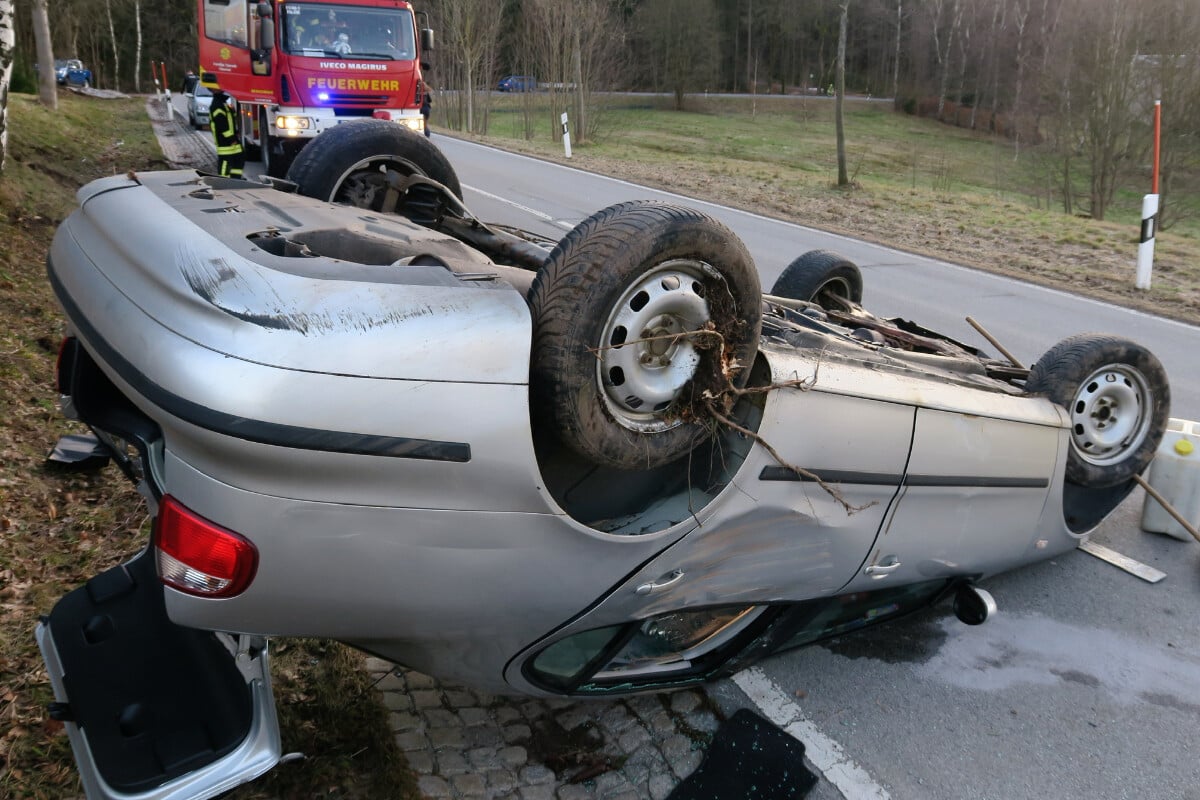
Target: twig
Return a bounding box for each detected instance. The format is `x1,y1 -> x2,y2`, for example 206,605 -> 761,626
703,401 -> 872,515
966,316 -> 1024,369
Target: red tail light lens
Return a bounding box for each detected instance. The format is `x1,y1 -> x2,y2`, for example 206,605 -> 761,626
154,495 -> 258,598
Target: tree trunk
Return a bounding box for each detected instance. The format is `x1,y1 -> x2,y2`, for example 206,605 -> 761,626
106,0 -> 119,90
32,0 -> 56,109
891,0 -> 902,100
134,0 -> 142,93
0,0 -> 13,173
836,1 -> 849,186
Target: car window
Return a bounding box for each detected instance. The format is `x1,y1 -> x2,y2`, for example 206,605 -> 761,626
195,85 -> 213,97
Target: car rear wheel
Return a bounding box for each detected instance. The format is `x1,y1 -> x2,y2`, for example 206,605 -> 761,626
528,201 -> 762,470
287,119 -> 463,205
1025,333 -> 1169,488
770,249 -> 863,310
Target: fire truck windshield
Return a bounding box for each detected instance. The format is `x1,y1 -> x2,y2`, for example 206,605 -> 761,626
281,3 -> 414,59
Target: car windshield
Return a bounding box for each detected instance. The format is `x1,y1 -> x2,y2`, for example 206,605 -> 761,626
195,85 -> 213,97
280,2 -> 414,59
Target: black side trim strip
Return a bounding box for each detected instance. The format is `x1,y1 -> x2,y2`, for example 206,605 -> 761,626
905,474 -> 1049,488
49,263 -> 471,462
759,465 -> 1048,489
759,466 -> 900,485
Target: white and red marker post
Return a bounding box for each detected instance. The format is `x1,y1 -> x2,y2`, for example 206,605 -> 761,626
1136,100 -> 1162,290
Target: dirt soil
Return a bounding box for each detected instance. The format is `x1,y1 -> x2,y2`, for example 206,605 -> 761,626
463,136 -> 1200,325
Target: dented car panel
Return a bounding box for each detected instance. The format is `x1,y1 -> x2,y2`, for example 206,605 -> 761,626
39,165 -> 1162,798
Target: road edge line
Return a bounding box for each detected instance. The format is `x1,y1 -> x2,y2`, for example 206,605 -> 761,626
732,667 -> 890,800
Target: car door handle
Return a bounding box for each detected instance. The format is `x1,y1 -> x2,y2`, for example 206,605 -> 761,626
636,569 -> 685,595
865,556 -> 901,579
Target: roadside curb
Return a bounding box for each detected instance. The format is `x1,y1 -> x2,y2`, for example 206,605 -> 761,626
145,97 -> 217,172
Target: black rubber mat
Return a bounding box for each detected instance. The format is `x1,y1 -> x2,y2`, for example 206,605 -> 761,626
667,708 -> 818,800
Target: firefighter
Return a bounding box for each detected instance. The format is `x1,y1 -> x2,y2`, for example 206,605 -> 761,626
209,89 -> 245,179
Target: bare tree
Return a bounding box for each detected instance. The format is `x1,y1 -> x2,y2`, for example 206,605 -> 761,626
133,0 -> 141,92
33,0 -> 56,108
634,0 -> 719,110
105,0 -> 120,90
437,0 -> 504,133
0,0 -> 12,173
836,0 -> 849,185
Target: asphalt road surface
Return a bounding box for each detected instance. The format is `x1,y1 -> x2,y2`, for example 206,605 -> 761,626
429,135 -> 1200,800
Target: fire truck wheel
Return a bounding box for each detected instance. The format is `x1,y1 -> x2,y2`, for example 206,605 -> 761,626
288,119 -> 463,206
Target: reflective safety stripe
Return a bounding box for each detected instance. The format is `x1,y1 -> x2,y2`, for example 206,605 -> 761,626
216,144 -> 243,155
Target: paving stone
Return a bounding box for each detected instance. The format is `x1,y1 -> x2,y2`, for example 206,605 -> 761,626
394,730 -> 428,751
499,745 -> 529,768
445,689 -> 476,707
602,791 -> 641,800
362,656 -> 394,673
463,724 -> 505,748
389,710 -> 422,732
519,764 -> 556,785
616,724 -> 651,753
625,695 -> 662,720
502,723 -> 532,744
404,749 -> 434,775
555,707 -> 594,731
466,746 -> 500,770
496,706 -> 524,725
520,700 -> 548,720
417,775 -> 452,798
428,726 -> 465,749
645,710 -> 676,735
684,709 -> 720,734
412,689 -> 444,709
485,768 -> 518,794
474,690 -> 497,706
598,706 -> 636,735
518,785 -> 557,800
423,708 -> 460,728
660,734 -> 696,766
436,749 -> 470,776
451,773 -> 487,797
405,671 -> 438,689
382,691 -> 414,712
591,770 -> 633,796
668,691 -> 701,714
556,783 -> 596,800
459,706 -> 492,726
648,772 -> 676,800
376,672 -> 407,691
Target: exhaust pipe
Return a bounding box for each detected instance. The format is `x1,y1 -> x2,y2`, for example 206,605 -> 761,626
953,584 -> 997,626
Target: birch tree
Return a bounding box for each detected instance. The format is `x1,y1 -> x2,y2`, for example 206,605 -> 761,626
0,0 -> 12,173
33,0 -> 56,108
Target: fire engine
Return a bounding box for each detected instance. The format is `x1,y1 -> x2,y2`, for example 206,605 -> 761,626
198,0 -> 432,176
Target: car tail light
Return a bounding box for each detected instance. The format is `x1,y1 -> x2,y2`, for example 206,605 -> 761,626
56,337 -> 77,394
154,495 -> 258,598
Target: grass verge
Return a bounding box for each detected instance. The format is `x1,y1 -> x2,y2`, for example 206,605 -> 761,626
0,91 -> 417,800
444,93 -> 1200,322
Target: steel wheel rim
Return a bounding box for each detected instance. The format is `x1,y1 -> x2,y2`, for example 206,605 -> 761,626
1069,363 -> 1152,466
597,260 -> 711,433
330,157 -> 425,207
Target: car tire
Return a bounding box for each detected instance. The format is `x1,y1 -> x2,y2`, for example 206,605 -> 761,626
770,249 -> 863,309
81,79 -> 90,89
1025,333 -> 1169,488
287,119 -> 463,204
528,201 -> 762,470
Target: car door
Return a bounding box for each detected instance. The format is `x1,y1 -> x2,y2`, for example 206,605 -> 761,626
841,404 -> 1061,593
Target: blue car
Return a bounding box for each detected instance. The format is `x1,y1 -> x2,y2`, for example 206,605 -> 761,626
497,74 -> 536,92
55,58 -> 92,88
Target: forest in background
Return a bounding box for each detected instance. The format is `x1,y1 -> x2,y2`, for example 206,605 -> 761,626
3,0 -> 1199,223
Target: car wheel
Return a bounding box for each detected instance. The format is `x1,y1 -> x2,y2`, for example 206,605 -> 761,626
1025,333 -> 1169,488
770,249 -> 863,309
81,79 -> 90,89
528,201 -> 762,470
287,119 -> 463,204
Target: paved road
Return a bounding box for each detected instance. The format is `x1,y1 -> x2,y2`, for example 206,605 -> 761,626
430,134 -> 1200,800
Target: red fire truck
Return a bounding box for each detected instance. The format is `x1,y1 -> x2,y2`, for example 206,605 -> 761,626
198,0 -> 432,176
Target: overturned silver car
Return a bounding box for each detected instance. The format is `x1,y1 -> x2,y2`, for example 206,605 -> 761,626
38,121 -> 1169,799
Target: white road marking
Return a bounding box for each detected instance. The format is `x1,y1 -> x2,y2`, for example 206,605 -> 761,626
445,137 -> 1200,334
733,667 -> 890,800
462,183 -> 575,230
